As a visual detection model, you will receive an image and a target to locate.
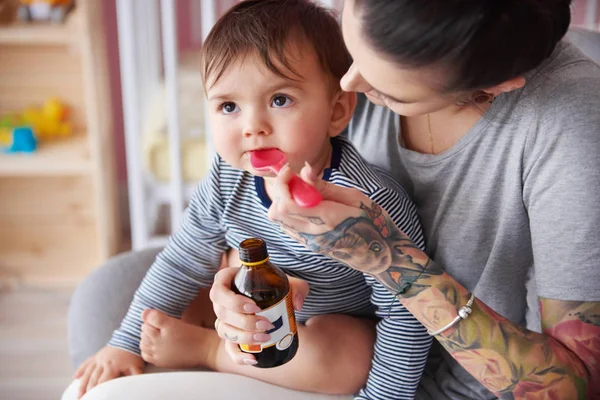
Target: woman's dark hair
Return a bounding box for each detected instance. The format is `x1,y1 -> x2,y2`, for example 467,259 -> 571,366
353,0 -> 572,92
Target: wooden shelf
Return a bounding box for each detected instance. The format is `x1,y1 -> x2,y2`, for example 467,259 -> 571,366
0,0 -> 120,288
0,6 -> 79,46
0,135 -> 90,176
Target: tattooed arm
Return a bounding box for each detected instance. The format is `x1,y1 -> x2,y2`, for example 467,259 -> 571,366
269,164 -> 599,400
303,203 -> 599,399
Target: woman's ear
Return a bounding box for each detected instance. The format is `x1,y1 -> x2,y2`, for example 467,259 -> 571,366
329,90 -> 357,137
485,76 -> 526,97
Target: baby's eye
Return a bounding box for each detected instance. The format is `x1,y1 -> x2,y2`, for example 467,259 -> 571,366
220,102 -> 239,114
271,95 -> 293,108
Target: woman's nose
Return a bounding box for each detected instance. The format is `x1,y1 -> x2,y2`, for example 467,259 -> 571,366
341,63 -> 372,93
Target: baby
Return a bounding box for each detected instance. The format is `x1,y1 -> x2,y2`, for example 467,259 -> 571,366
73,1 -> 431,399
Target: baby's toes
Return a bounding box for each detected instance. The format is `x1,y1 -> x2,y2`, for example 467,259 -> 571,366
141,331 -> 156,347
142,309 -> 169,329
140,343 -> 154,363
142,321 -> 161,339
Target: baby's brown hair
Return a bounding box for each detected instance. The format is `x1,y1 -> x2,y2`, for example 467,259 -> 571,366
201,0 -> 350,91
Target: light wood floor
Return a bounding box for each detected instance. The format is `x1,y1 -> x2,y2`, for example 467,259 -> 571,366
0,288 -> 73,400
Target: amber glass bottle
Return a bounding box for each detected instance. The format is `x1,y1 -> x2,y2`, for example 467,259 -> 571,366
232,238 -> 299,368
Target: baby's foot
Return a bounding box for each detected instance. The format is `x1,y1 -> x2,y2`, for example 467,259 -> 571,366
140,309 -> 219,369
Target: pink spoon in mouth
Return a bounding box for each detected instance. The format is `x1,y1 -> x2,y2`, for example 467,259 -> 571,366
250,149 -> 322,208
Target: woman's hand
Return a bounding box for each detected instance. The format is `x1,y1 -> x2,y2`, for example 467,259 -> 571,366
209,267 -> 309,365
268,163 -> 364,237
267,163 -> 427,278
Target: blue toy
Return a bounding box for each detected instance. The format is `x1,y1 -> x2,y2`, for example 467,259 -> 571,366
3,127 -> 38,153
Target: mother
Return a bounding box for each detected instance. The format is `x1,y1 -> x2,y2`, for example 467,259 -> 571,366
68,0 -> 600,399
216,0 -> 600,398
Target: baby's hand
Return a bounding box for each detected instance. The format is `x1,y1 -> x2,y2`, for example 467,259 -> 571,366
73,345 -> 144,398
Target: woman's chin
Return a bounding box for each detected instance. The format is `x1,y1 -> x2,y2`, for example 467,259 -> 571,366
365,93 -> 386,106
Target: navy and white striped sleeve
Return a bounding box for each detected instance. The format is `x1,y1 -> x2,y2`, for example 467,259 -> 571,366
108,157 -> 229,355
356,187 -> 432,400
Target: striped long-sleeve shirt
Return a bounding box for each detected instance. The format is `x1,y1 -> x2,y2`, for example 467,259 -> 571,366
109,136 -> 432,400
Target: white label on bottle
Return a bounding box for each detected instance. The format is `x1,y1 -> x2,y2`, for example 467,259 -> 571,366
240,293 -> 297,353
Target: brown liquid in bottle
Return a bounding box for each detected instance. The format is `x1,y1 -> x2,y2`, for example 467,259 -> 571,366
232,238 -> 299,368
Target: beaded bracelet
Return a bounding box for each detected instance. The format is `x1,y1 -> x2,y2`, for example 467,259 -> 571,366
427,292 -> 475,336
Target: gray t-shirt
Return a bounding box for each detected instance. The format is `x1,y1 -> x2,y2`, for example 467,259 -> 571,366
346,40 -> 600,400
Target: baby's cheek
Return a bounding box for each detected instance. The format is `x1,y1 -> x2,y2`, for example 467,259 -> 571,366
214,137 -> 243,168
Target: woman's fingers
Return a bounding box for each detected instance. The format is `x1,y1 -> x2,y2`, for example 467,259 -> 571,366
215,319 -> 271,345
210,267 -> 308,333
299,162 -> 367,207
210,267 -> 273,332
215,305 -> 274,332
210,268 -> 261,314
269,163 -> 366,232
300,161 -> 318,185
224,340 -> 258,366
274,164 -> 295,202
212,266 -> 238,289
